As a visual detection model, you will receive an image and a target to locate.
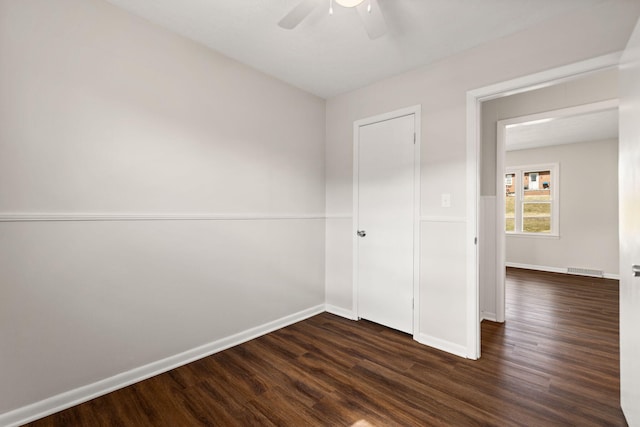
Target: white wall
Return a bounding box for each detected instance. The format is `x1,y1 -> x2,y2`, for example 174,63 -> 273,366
479,196 -> 497,321
0,0 -> 326,419
505,140 -> 619,275
325,0 -> 640,355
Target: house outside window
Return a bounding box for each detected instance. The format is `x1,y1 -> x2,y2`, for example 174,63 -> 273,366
505,163 -> 559,236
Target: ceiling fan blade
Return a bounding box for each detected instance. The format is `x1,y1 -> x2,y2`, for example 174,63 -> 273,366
356,0 -> 387,39
278,0 -> 318,30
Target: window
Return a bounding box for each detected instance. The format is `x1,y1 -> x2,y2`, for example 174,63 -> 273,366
505,164 -> 558,236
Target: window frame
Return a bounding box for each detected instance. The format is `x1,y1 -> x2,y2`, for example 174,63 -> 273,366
505,163 -> 559,237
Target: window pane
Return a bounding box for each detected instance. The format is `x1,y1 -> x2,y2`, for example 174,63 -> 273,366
524,170 -> 551,196
508,166 -> 556,235
522,202 -> 551,233
523,169 -> 552,233
505,173 -> 516,232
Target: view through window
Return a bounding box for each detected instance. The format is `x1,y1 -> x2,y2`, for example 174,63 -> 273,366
505,165 -> 557,235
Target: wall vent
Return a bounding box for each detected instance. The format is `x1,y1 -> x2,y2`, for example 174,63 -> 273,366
567,267 -> 604,278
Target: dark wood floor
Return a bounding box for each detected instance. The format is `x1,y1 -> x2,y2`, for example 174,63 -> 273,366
26,268 -> 626,426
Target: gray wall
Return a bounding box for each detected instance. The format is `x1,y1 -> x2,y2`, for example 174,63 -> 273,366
506,139 -> 619,274
0,0 -> 326,416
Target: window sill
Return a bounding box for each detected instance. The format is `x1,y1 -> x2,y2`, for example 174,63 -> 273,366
506,232 -> 559,239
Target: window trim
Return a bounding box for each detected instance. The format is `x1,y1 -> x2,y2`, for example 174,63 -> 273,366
505,163 -> 559,237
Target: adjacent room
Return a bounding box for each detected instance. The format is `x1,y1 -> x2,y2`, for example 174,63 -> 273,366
1,0 -> 640,425
479,68 -> 620,323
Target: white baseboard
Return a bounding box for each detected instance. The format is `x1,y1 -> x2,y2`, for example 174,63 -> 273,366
481,311 -> 498,322
506,262 -> 566,274
415,333 -> 468,359
0,304 -> 325,427
506,262 -> 619,280
325,304 -> 357,320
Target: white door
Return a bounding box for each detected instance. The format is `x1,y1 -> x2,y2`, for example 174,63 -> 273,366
619,17 -> 640,426
528,172 -> 539,190
356,113 -> 415,334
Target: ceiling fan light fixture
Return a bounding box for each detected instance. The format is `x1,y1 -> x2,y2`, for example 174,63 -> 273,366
335,0 -> 365,7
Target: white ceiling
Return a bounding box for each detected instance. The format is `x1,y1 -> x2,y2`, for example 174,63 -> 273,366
505,109 -> 619,151
103,0 -> 608,98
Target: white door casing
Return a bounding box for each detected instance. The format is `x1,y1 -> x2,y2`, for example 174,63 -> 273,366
352,105 -> 421,337
619,17 -> 640,426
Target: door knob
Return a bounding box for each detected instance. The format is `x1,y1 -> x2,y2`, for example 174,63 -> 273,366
633,265 -> 640,277
357,230 -> 366,237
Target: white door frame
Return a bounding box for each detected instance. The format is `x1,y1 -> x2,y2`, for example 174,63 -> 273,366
352,105 -> 422,339
466,52 -> 622,360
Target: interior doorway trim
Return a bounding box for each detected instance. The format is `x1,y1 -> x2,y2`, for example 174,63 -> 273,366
466,51 -> 622,360
352,105 -> 422,339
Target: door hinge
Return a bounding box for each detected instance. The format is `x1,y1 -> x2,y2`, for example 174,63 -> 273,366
474,237 -> 478,245
413,133 -> 416,144
412,297 -> 414,309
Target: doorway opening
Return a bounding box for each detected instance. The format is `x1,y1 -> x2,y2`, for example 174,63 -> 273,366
466,52 -> 622,359
491,100 -> 620,323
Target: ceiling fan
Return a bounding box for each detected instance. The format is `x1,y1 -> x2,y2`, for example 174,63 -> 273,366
278,0 -> 387,40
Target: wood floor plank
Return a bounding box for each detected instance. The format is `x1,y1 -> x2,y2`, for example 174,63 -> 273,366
24,268 -> 627,426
